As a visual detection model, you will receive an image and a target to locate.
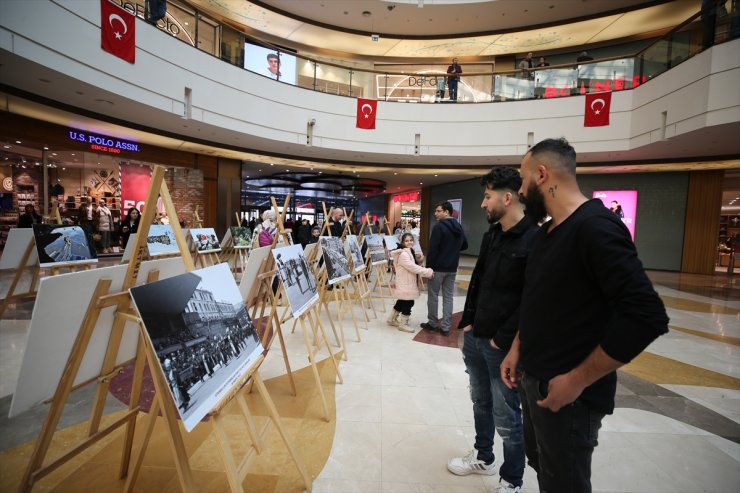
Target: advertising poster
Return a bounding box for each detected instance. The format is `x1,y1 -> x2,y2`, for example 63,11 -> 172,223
121,163 -> 151,213
592,190 -> 638,241
448,198 -> 462,223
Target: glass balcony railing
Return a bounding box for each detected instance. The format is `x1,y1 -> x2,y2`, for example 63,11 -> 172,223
123,0 -> 739,103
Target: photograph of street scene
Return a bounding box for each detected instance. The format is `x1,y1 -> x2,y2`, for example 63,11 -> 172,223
364,234 -> 387,264
345,235 -> 365,273
130,262 -> 263,432
272,244 -> 319,317
320,236 -> 350,285
190,227 -> 222,253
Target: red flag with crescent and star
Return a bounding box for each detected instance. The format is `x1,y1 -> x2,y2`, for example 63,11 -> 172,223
584,92 -> 611,127
101,0 -> 136,63
356,98 -> 377,129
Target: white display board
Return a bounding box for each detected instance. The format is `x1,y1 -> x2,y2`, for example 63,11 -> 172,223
120,233 -> 137,263
238,245 -> 272,302
9,257 -> 187,417
0,228 -> 38,269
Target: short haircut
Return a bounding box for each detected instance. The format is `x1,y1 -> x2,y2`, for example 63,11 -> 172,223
267,53 -> 279,61
527,137 -> 577,176
480,167 -> 522,192
436,201 -> 453,215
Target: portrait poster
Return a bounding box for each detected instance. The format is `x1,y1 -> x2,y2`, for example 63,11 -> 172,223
129,263 -> 263,433
592,190 -> 638,241
230,226 -> 252,249
272,244 -> 319,318
146,224 -> 180,256
345,235 -> 365,273
320,236 -> 351,285
32,225 -> 97,268
365,234 -> 386,264
448,198 -> 462,223
190,227 -> 222,253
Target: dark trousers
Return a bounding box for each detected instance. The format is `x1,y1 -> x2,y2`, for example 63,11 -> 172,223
393,299 -> 414,315
520,373 -> 605,493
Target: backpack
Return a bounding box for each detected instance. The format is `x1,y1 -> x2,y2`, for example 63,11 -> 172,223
258,227 -> 274,247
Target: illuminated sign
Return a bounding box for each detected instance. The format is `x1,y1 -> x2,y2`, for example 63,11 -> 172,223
592,190 -> 638,241
393,192 -> 419,203
67,130 -> 141,154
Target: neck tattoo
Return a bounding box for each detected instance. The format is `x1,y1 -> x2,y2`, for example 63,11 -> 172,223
548,185 -> 558,198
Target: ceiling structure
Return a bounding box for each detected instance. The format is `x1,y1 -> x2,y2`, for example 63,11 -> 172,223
191,0 -> 701,58
1,0 -> 738,205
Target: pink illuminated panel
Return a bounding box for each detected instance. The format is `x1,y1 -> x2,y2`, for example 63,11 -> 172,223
592,190 -> 638,241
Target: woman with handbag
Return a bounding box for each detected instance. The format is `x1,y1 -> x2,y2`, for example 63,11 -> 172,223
388,233 -> 434,333
95,199 -> 114,253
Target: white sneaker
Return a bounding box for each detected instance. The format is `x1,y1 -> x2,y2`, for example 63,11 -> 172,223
494,478 -> 521,493
447,450 -> 496,476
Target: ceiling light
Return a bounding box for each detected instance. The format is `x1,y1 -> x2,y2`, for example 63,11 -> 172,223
15,140 -> 21,144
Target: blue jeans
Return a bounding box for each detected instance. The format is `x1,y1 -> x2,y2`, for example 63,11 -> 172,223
448,78 -> 459,101
426,271 -> 456,332
463,331 -> 525,487
520,373 -> 605,493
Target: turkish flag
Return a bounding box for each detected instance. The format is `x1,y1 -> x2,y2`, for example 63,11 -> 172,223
356,98 -> 377,129
584,92 -> 611,127
101,0 -> 136,64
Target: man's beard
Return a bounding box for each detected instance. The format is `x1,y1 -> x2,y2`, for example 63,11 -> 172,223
486,207 -> 503,224
520,182 -> 548,224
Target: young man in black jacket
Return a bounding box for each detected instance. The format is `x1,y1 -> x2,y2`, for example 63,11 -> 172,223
447,168 -> 538,493
502,138 -> 669,492
421,201 -> 467,336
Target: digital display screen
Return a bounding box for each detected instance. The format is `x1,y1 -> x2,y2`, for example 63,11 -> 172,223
592,190 -> 638,241
244,42 -> 297,85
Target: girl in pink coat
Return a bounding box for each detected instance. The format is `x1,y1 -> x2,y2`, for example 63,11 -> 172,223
388,233 -> 434,332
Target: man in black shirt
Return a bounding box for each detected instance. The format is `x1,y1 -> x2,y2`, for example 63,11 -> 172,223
501,138 -> 669,492
447,168 -> 537,493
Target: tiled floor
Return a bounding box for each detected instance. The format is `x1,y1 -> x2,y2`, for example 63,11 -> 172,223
0,254 -> 738,492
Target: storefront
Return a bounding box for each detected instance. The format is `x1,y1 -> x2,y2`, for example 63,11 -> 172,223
0,112 -> 217,253
388,191 -> 421,233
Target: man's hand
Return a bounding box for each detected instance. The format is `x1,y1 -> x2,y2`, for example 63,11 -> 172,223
460,325 -> 473,333
500,336 -> 520,389
536,373 -> 585,412
489,338 -> 499,349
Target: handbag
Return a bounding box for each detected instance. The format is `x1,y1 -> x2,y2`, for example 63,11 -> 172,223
92,233 -> 102,242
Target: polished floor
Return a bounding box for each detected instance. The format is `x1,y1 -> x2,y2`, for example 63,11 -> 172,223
0,255 -> 738,492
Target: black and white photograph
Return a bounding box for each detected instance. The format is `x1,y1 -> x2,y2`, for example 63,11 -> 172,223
320,236 -> 350,285
364,234 -> 387,264
272,244 -> 319,317
189,227 -> 222,253
230,226 -> 252,249
32,224 -> 97,268
345,235 -> 365,273
383,234 -> 399,251
130,262 -> 263,433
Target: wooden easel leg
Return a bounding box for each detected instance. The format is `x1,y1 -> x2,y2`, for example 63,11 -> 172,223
0,240 -> 35,319
308,307 -> 343,385
272,313 -> 297,396
330,288 -> 348,359
253,372 -> 312,492
236,394 -> 262,453
320,297 -> 342,348
299,315 -> 330,422
213,412 -> 245,493
119,336 -> 148,478
342,282 -> 362,342
123,397 -> 161,493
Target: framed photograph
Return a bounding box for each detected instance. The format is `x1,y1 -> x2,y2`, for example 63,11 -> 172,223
130,263 -> 264,433
364,234 -> 386,264
146,224 -> 180,257
320,236 -> 350,285
190,227 -> 222,253
383,234 -> 399,251
272,244 -> 319,318
345,235 -> 365,273
32,225 -> 97,268
230,226 -> 252,249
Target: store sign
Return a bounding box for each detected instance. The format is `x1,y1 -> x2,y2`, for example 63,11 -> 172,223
393,192 -> 419,203
67,130 -> 141,154
112,0 -> 195,45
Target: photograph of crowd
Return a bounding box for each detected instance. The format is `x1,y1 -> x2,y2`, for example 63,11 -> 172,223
364,234 -> 387,264
146,224 -> 180,256
272,244 -> 319,317
230,226 -> 252,249
190,227 -> 222,253
32,225 -> 97,267
130,263 -> 263,432
320,236 -> 350,285
345,235 -> 365,273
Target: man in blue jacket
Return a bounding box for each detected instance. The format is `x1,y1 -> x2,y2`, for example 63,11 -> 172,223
421,201 -> 468,336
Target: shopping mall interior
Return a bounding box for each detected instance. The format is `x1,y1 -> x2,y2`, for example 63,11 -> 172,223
0,0 -> 738,492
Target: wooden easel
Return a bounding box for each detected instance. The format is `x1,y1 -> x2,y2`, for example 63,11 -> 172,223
226,213 -> 250,280
193,205 -> 203,228
269,198 -> 344,422
0,235 -> 40,318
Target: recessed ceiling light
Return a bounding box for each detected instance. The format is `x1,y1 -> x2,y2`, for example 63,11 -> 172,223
15,140 -> 21,144
43,146 -> 49,150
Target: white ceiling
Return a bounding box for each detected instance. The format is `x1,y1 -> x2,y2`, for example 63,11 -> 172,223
190,0 -> 701,58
